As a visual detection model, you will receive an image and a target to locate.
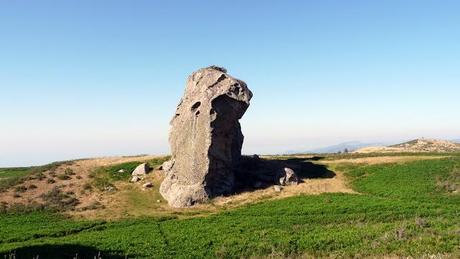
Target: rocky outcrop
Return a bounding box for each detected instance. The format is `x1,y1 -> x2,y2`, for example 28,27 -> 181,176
160,66 -> 252,207
278,168 -> 299,186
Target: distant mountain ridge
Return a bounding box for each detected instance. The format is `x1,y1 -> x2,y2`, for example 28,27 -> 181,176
288,141 -> 387,154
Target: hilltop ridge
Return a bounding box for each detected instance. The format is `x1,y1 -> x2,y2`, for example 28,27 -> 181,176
355,138 -> 460,153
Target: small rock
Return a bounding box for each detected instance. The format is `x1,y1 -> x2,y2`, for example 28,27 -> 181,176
104,186 -> 115,192
278,167 -> 299,186
130,176 -> 141,183
274,185 -> 282,192
132,163 -> 150,176
156,199 -> 161,203
117,169 -> 125,173
143,182 -> 153,188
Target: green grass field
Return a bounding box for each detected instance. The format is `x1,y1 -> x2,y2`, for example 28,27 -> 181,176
1,155 -> 459,258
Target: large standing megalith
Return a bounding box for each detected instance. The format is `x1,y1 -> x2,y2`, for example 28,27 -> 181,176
160,66 -> 253,207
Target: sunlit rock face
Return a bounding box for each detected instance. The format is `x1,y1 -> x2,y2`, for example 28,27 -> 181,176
160,66 -> 252,208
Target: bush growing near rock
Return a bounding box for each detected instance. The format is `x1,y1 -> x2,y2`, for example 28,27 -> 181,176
40,186 -> 79,211
14,186 -> 27,193
82,183 -> 92,191
80,201 -> 105,211
57,174 -> 71,181
64,168 -> 75,176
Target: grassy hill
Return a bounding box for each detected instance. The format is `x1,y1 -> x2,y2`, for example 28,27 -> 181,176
0,154 -> 459,258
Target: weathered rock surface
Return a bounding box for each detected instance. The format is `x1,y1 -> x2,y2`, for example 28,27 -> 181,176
132,163 -> 150,176
160,66 -> 253,207
161,160 -> 175,173
278,167 -> 299,186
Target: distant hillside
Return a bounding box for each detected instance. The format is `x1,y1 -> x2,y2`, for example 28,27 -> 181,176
289,141 -> 387,154
355,138 -> 460,153
452,139 -> 460,144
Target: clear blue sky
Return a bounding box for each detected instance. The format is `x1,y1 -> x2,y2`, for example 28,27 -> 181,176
1,1 -> 459,167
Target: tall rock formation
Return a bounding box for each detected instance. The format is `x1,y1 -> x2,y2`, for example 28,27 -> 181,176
160,66 -> 252,207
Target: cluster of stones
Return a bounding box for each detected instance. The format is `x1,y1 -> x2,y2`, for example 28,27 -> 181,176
128,163 -> 153,189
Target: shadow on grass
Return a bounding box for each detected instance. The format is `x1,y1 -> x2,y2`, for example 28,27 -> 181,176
281,158 -> 335,179
1,244 -> 127,259
233,156 -> 336,193
306,156 -> 326,161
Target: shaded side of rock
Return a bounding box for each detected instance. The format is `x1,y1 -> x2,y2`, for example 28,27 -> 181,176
160,66 -> 252,208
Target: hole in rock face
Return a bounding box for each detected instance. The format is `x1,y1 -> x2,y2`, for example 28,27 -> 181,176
195,110 -> 200,116
191,102 -> 201,111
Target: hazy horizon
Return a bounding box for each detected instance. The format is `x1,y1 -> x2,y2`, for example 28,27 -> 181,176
2,1 -> 460,167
